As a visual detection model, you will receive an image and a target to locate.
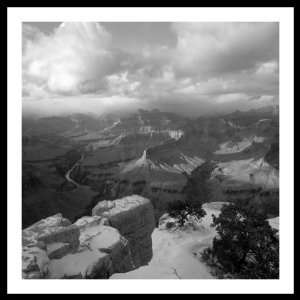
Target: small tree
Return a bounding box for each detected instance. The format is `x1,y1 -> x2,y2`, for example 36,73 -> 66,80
167,199 -> 206,227
202,200 -> 279,279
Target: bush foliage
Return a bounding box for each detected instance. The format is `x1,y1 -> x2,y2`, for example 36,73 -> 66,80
167,199 -> 206,227
202,200 -> 279,279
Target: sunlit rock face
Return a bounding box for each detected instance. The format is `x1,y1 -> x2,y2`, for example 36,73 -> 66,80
47,224 -> 133,279
22,213 -> 72,247
212,158 -> 279,188
22,195 -> 155,279
92,195 -> 156,267
22,213 -> 77,278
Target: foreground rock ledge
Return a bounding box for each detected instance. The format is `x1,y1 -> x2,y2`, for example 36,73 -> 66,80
22,195 -> 155,279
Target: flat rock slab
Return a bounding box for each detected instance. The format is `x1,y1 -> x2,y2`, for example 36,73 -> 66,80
47,249 -> 111,279
47,223 -> 133,278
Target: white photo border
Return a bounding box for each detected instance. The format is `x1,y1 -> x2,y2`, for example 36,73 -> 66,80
7,7 -> 294,294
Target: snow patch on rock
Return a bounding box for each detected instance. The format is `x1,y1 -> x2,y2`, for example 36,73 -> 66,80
158,154 -> 204,175
213,158 -> 279,188
121,149 -> 203,175
138,126 -> 184,140
47,248 -> 110,279
214,136 -> 265,155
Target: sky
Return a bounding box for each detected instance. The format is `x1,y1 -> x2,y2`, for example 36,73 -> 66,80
22,22 -> 279,117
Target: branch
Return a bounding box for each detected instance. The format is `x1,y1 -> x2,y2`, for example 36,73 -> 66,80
171,267 -> 182,279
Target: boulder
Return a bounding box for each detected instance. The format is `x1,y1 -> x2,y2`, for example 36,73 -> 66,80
22,214 -> 80,278
47,249 -> 112,279
22,213 -> 71,247
47,222 -> 134,278
22,246 -> 49,279
92,195 -> 156,266
22,195 -> 156,278
37,224 -> 80,253
78,223 -> 134,274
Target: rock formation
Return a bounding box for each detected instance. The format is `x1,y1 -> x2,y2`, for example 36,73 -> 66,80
92,195 -> 156,266
22,195 -> 155,279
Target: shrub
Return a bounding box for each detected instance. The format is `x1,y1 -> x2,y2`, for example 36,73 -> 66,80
201,201 -> 279,279
167,199 -> 206,227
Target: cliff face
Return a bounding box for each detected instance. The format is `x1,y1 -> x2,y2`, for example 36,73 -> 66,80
22,195 -> 155,279
92,195 -> 156,267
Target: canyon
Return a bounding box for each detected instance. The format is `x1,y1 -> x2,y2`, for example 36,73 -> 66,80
22,107 -> 279,278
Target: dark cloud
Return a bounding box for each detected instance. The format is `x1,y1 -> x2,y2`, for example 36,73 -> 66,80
171,22 -> 279,77
22,22 -> 279,117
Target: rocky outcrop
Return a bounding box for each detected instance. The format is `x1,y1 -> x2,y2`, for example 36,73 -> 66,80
22,195 -> 155,279
47,223 -> 133,279
92,195 -> 156,267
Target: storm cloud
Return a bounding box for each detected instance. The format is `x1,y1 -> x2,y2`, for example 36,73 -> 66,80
22,22 -> 279,117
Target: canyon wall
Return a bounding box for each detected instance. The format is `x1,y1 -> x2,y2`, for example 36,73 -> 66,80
92,195 -> 156,267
